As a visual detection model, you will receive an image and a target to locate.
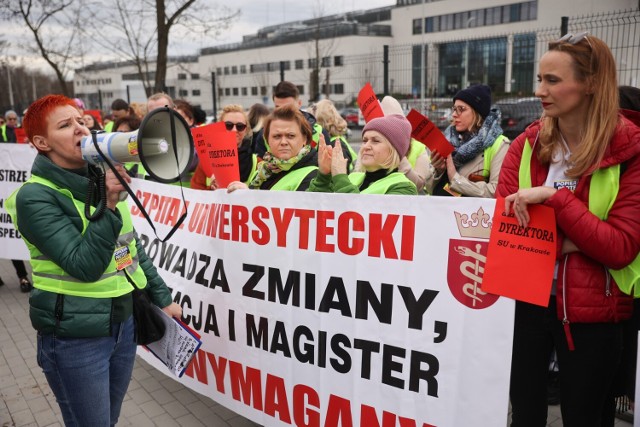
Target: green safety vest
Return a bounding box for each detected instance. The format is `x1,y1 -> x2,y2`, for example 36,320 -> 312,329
5,175 -> 147,298
1,124 -> 7,141
518,138 -> 640,297
407,139 -> 426,168
482,135 -> 508,178
248,165 -> 317,191
348,171 -> 410,194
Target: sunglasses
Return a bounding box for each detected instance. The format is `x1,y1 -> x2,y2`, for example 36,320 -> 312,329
224,121 -> 247,131
556,31 -> 589,45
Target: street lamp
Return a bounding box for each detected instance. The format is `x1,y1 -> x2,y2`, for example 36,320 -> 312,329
463,16 -> 476,89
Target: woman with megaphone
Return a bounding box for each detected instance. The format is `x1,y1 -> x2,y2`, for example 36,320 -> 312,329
5,95 -> 182,426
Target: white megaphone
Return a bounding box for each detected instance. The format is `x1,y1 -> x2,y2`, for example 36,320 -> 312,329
80,107 -> 194,183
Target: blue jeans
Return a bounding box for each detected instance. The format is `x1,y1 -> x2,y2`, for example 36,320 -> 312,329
37,316 -> 137,427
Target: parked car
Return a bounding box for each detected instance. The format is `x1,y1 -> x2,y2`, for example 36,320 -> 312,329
493,97 -> 543,140
339,107 -> 360,128
425,101 -> 453,130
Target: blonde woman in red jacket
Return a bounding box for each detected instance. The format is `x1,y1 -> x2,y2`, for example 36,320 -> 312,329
496,34 -> 640,426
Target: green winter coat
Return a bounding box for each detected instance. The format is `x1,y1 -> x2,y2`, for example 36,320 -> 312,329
11,154 -> 172,337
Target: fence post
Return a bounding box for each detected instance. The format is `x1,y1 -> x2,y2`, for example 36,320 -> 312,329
211,72 -> 217,121
383,45 -> 389,96
561,17 -> 569,36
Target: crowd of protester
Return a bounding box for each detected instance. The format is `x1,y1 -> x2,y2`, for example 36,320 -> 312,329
1,32 -> 639,426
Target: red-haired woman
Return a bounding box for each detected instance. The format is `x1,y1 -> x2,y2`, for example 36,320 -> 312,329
5,95 -> 181,426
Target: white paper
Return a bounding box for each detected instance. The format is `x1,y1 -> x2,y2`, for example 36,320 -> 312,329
144,306 -> 202,377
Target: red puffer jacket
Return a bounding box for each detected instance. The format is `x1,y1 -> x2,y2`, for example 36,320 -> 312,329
496,113 -> 640,338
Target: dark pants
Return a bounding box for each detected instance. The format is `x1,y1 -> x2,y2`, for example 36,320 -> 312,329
12,260 -> 27,279
510,298 -> 623,427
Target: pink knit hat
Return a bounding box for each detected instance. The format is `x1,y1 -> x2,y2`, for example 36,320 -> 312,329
362,114 -> 411,157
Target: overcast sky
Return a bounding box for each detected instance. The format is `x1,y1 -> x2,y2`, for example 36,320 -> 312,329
2,0 -> 396,74
219,0 -> 395,44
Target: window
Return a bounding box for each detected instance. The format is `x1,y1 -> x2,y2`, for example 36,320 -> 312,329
295,59 -> 304,69
321,57 -> 330,67
224,66 -> 229,75
218,88 -> 223,97
232,66 -> 238,74
240,65 -> 247,74
191,73 -> 200,80
251,86 -> 258,96
177,73 -> 187,80
260,86 -> 267,96
241,87 -> 247,96
296,85 -> 304,95
192,89 -> 201,96
486,7 -> 501,25
413,18 -> 422,35
334,56 -> 343,67
308,58 -> 318,68
216,67 -> 222,74
179,89 -> 188,96
225,88 -> 231,96
333,84 -> 344,94
232,87 -> 239,96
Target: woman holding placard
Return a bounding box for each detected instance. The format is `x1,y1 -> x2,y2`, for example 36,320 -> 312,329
496,33 -> 640,426
429,84 -> 509,197
191,104 -> 257,190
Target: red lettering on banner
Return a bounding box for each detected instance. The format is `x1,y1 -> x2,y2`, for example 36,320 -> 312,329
252,206 -> 270,245
177,200 -> 416,261
229,361 -> 263,410
293,384 -> 320,427
264,373 -> 292,423
182,349 -> 435,427
315,210 -> 335,252
294,209 -> 315,250
231,205 -> 249,242
272,208 -> 294,247
219,204 -> 231,240
338,211 -> 365,256
326,394 -> 353,427
129,191 -> 187,228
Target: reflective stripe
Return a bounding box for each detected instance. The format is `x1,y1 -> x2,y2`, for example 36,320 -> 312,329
518,138 -> 640,297
270,166 -> 318,191
5,174 -> 148,297
482,135 -> 507,178
348,172 -> 411,194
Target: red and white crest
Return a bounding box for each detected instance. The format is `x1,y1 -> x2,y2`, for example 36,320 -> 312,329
447,207 -> 499,309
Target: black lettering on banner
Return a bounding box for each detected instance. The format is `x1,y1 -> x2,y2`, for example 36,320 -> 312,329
397,286 -> 439,330
195,253 -> 211,286
292,325 -> 315,364
242,264 -> 265,299
409,350 -> 440,396
318,277 -> 352,317
228,309 -> 236,342
246,314 -> 269,350
210,259 -> 230,292
268,267 -> 300,306
353,338 -> 381,380
329,333 -> 351,374
382,344 -> 406,389
203,304 -> 220,336
270,321 -> 291,357
355,281 -> 393,325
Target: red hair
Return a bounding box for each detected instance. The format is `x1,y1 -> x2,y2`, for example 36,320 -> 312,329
23,95 -> 77,142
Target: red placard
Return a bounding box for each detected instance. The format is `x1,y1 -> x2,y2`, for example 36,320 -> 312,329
482,198 -> 557,307
406,109 -> 453,157
191,122 -> 239,188
357,83 -> 384,124
14,127 -> 28,143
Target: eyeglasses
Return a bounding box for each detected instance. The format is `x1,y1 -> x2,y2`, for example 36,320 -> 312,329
451,105 -> 469,115
6,117 -> 18,121
556,31 -> 589,45
224,121 -> 247,131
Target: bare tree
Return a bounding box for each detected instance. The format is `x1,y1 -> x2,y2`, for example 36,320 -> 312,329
306,2 -> 338,103
0,0 -> 85,95
84,0 -> 239,96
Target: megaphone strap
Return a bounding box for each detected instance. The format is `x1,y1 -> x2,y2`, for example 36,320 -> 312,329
87,130 -> 187,243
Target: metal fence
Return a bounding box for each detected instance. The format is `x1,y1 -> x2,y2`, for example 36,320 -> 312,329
338,9 -> 639,112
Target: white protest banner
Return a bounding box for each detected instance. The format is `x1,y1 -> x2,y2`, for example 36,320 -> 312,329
0,145 -> 515,426
0,144 -> 36,260
130,179 -> 514,427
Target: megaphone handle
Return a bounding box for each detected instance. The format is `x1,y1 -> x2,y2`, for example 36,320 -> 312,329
119,191 -> 128,201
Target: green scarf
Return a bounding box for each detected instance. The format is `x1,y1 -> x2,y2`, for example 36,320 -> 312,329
249,145 -> 311,189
